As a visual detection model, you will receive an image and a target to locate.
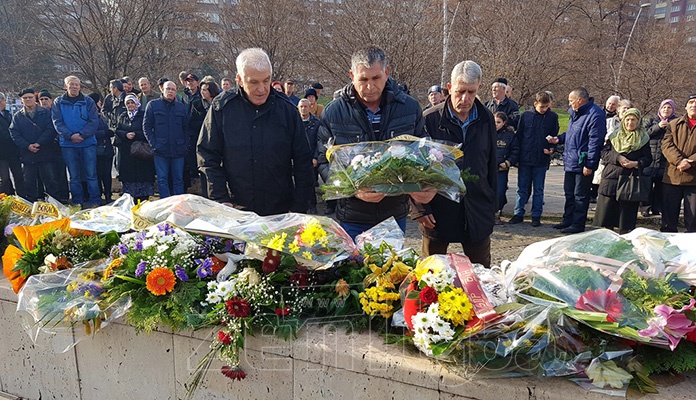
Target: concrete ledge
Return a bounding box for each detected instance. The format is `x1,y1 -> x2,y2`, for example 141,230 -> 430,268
1,275 -> 695,399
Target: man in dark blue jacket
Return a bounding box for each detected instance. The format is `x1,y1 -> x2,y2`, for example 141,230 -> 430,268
197,48 -> 313,216
0,92 -> 25,197
52,76 -> 101,207
316,46 -> 424,239
144,81 -> 190,198
10,89 -> 64,202
298,98 -> 320,213
548,87 -> 606,233
508,92 -> 559,227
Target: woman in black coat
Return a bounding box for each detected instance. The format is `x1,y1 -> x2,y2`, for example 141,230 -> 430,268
114,95 -> 155,202
641,99 -> 678,217
593,108 -> 652,233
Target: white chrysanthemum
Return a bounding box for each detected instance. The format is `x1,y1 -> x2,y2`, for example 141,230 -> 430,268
206,292 -> 222,304
141,238 -> 156,249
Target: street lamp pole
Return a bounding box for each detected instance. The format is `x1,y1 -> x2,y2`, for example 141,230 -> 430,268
615,2 -> 651,94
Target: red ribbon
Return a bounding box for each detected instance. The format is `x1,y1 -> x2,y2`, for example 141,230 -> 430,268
449,253 -> 498,322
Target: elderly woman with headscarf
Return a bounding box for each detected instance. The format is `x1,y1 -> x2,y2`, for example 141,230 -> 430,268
114,94 -> 155,202
594,108 -> 652,233
641,99 -> 678,217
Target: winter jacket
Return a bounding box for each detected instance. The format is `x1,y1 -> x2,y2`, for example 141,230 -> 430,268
143,97 -> 190,158
484,97 -> 520,129
303,114 -> 320,159
509,109 -> 559,167
556,98 -> 606,173
103,92 -> 126,131
316,78 -> 425,225
197,87 -> 314,216
115,110 -> 155,183
95,115 -> 114,157
9,107 -> 62,164
52,93 -> 99,148
412,98 -> 497,244
643,115 -> 677,178
0,110 -> 21,160
183,89 -> 206,143
495,126 -> 516,167
662,116 -> 696,186
598,140 -> 652,197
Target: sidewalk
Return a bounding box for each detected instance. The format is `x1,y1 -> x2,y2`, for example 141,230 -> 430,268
502,165 -> 567,217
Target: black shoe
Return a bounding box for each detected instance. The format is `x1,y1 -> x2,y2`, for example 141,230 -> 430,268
561,225 -> 585,234
553,222 -> 570,229
508,215 -> 524,224
324,206 -> 335,215
531,217 -> 541,227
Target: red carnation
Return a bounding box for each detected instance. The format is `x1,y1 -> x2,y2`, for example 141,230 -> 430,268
290,266 -> 309,287
262,250 -> 281,274
275,306 -> 291,316
419,286 -> 438,305
687,328 -> 696,343
217,330 -> 232,345
211,257 -> 225,274
221,365 -> 246,381
225,298 -> 251,318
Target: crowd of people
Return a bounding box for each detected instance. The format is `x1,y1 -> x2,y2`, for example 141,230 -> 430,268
1,45 -> 695,268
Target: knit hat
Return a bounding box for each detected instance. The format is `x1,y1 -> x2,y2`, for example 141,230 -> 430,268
87,92 -> 102,104
18,88 -> 35,97
38,90 -> 52,99
304,88 -> 318,99
428,85 -> 442,94
311,82 -> 324,90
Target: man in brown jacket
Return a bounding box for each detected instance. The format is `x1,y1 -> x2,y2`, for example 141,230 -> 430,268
661,94 -> 696,232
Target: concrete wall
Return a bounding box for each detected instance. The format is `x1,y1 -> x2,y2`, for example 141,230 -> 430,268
1,275 -> 695,400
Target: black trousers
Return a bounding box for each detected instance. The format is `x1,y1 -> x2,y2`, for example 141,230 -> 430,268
661,183 -> 696,232
593,194 -> 639,232
422,235 -> 492,268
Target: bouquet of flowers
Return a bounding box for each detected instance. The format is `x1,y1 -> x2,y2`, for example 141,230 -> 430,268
322,136 -> 468,202
2,218 -> 118,293
69,194 -> 134,233
16,259 -> 130,352
102,222 -> 222,333
232,213 -> 357,268
186,250 -> 313,396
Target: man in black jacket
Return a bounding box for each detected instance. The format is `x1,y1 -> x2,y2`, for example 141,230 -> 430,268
484,77 -> 519,129
197,48 -> 314,216
0,92 -> 25,197
316,46 -> 424,239
412,61 -> 497,267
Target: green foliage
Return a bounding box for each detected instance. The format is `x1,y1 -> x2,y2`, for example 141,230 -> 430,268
637,340 -> 696,374
619,269 -> 689,314
531,265 -> 608,301
566,237 -> 636,262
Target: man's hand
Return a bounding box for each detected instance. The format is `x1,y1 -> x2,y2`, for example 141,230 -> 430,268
356,190 -> 386,203
221,202 -> 235,208
28,143 -> 40,153
126,132 -> 136,140
543,148 -> 553,155
70,133 -> 84,144
409,190 -> 437,204
312,158 -> 318,168
416,214 -> 436,229
659,120 -> 669,129
583,167 -> 594,176
498,162 -> 508,170
677,159 -> 693,172
547,136 -> 559,145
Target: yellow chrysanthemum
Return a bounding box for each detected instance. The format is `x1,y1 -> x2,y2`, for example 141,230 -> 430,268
299,219 -> 327,246
288,240 -> 300,254
263,232 -> 288,251
302,251 -> 313,260
437,287 -> 474,326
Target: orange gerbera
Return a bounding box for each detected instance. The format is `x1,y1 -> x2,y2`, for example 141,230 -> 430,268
145,267 -> 176,296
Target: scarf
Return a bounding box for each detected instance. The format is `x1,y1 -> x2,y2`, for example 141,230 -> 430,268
658,99 -> 676,122
125,94 -> 141,120
609,108 -> 649,153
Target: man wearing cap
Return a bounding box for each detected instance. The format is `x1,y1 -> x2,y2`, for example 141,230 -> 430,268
198,48 -> 314,215
423,85 -> 444,111
661,94 -> 696,233
284,79 -> 301,106
485,77 -> 519,129
38,90 -> 53,109
304,88 -> 324,118
52,76 -> 101,207
10,89 -> 63,202
317,46 -> 424,239
0,92 -> 25,197
36,90 -> 70,202
311,83 -> 324,97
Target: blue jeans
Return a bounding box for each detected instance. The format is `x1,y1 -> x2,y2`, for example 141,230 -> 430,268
514,166 -> 548,218
340,218 -> 406,242
497,170 -> 509,212
562,171 -> 592,228
62,146 -> 100,206
154,156 -> 185,198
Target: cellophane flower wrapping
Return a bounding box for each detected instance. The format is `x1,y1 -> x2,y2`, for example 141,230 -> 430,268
16,259 -> 130,353
355,217 -> 405,252
322,136 -> 467,202
232,213 -> 357,269
69,194 -> 135,232
513,228 -> 696,351
135,194 -> 258,231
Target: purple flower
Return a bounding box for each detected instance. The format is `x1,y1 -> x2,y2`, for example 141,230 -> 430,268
134,240 -> 143,251
118,244 -> 129,255
4,223 -> 18,237
195,258 -> 213,278
135,260 -> 147,277
639,298 -> 696,350
174,264 -> 188,282
158,222 -> 175,235
205,237 -> 219,246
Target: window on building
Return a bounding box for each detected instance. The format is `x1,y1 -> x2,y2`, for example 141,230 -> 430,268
670,16 -> 680,23
671,6 -> 681,12
688,4 -> 696,11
